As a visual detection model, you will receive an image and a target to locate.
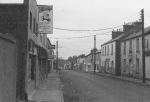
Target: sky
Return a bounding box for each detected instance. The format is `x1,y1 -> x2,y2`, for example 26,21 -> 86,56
1,0 -> 150,59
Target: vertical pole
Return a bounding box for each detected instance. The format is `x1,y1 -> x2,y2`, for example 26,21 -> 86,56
94,35 -> 96,72
141,9 -> 146,83
56,41 -> 58,71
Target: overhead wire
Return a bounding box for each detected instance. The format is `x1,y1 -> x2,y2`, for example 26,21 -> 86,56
50,12 -> 140,32
51,25 -> 123,32
49,31 -> 111,40
49,12 -> 143,40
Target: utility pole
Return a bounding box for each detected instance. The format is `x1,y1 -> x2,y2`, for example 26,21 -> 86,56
141,9 -> 146,83
56,40 -> 58,71
93,35 -> 96,72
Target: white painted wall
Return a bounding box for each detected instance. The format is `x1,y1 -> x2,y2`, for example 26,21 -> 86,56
101,41 -> 116,74
145,34 -> 150,79
121,36 -> 143,78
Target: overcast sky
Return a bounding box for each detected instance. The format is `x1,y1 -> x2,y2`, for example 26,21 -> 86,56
1,0 -> 150,59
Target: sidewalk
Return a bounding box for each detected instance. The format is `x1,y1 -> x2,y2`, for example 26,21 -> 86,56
28,70 -> 64,102
88,71 -> 150,87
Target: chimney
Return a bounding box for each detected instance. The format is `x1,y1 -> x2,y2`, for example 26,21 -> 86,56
123,24 -> 134,33
132,21 -> 142,32
112,29 -> 123,39
123,21 -> 142,34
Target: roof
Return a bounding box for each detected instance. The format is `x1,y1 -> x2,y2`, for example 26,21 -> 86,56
122,27 -> 150,41
85,50 -> 101,57
85,53 -> 92,57
101,33 -> 125,46
96,51 -> 101,54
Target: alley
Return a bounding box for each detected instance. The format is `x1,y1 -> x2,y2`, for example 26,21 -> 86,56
60,70 -> 150,102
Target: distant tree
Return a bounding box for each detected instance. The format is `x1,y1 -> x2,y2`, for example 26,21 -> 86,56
68,56 -> 72,62
58,58 -> 66,69
78,54 -> 85,58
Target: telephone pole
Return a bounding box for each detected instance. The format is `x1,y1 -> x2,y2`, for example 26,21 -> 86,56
141,9 -> 146,83
56,40 -> 58,71
93,35 -> 96,72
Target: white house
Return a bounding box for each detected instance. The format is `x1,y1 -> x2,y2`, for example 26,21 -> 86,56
101,32 -> 124,75
121,27 -> 150,79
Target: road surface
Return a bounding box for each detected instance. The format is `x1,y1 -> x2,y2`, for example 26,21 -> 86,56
60,70 -> 150,102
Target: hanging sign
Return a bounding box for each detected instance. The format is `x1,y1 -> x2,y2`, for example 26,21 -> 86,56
38,5 -> 53,34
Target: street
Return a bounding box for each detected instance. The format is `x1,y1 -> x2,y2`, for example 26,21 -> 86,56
60,70 -> 150,102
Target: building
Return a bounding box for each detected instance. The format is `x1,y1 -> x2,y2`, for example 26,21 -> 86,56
0,33 -> 17,102
83,50 -> 101,72
101,21 -> 142,76
121,27 -> 150,79
95,51 -> 101,72
101,30 -> 124,75
46,38 -> 55,73
0,0 -> 53,101
76,55 -> 86,70
84,53 -> 93,72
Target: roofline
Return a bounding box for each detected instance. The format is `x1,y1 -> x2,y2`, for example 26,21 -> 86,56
101,40 -> 116,46
121,28 -> 150,42
0,3 -> 24,6
85,53 -> 92,57
122,32 -> 150,42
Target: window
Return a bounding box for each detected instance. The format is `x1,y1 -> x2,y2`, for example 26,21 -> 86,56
136,58 -> 139,74
36,23 -> 38,35
145,39 -> 149,51
30,12 -> 32,30
123,59 -> 126,72
103,47 -> 104,56
136,38 -> 140,52
111,61 -> 114,72
102,47 -> 103,56
111,44 -> 113,55
123,42 -> 126,55
107,45 -> 109,55
105,46 -> 106,56
129,40 -> 132,54
33,18 -> 36,33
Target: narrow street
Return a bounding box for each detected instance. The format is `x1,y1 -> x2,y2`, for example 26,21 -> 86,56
60,70 -> 150,102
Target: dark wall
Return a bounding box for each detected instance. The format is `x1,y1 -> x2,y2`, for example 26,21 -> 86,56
0,5 -> 28,41
115,41 -> 121,76
0,34 -> 17,102
112,31 -> 123,39
0,5 -> 28,100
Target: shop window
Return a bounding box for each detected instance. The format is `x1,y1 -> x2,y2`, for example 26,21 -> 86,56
30,12 -> 32,30
33,18 -> 36,33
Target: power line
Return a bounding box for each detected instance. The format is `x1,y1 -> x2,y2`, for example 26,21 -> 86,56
51,25 -> 123,32
51,13 -> 141,32
49,31 -> 111,40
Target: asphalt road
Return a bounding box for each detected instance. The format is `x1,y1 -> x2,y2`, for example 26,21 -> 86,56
60,70 -> 150,102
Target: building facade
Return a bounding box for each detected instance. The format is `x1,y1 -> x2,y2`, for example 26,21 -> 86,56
101,41 -> 117,74
95,51 -> 101,72
76,56 -> 86,70
121,27 -> 150,79
0,0 -> 54,101
84,53 -> 93,72
101,31 -> 123,75
101,21 -> 143,76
